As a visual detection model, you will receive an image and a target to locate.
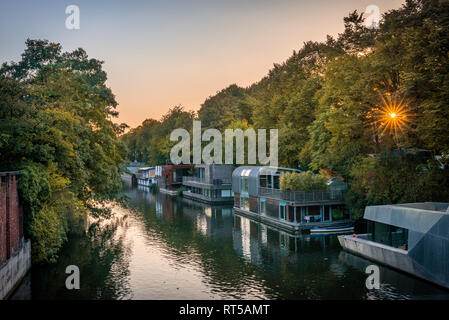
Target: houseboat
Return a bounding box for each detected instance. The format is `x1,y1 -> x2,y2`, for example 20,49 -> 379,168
232,166 -> 351,234
182,164 -> 234,204
155,164 -> 192,195
137,167 -> 156,187
339,202 -> 449,289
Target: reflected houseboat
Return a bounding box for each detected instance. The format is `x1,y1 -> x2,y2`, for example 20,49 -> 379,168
232,166 -> 352,233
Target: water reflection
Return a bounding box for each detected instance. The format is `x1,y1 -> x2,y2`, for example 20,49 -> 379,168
12,186 -> 449,300
13,211 -> 133,300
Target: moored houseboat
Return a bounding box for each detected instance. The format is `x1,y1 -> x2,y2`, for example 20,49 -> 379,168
155,164 -> 192,195
339,202 -> 449,289
137,166 -> 156,187
182,164 -> 234,204
232,166 -> 352,233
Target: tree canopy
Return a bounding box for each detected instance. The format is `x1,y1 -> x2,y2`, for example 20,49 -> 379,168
0,39 -> 126,262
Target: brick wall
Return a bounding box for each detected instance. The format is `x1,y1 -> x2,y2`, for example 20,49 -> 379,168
0,172 -> 23,265
0,177 -> 6,264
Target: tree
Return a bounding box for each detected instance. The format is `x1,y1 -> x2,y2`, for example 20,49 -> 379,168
0,39 -> 125,263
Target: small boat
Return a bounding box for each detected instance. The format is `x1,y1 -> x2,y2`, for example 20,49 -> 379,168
310,224 -> 354,234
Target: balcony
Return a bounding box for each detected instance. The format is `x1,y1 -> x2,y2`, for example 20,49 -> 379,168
259,187 -> 345,204
182,190 -> 234,204
182,176 -> 232,188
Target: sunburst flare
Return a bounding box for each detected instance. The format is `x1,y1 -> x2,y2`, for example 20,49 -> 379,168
371,93 -> 417,140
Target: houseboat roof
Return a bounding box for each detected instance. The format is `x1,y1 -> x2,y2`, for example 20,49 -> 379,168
138,166 -> 155,171
193,163 -> 234,168
232,166 -> 301,178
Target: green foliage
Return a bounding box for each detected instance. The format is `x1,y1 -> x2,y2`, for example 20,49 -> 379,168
347,152 -> 449,219
1,39 -> 124,263
18,163 -> 51,217
29,203 -> 68,264
281,171 -> 327,191
121,105 -> 194,165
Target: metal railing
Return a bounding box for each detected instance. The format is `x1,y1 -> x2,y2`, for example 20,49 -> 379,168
182,176 -> 232,185
259,187 -> 345,204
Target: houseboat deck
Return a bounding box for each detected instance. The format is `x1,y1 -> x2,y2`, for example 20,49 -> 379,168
183,190 -> 234,204
234,207 -> 353,234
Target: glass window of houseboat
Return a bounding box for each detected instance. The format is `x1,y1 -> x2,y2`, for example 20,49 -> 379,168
221,189 -> 232,197
260,198 -> 266,215
323,206 -> 330,221
279,203 -> 287,220
273,175 -> 280,189
372,222 -> 409,250
308,206 -> 321,222
260,175 -> 268,188
240,176 -> 249,193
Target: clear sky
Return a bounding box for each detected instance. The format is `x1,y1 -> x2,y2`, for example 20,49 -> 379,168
0,0 -> 405,128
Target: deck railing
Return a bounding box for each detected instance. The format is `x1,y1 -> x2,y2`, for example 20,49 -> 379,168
182,176 -> 232,185
259,187 -> 345,203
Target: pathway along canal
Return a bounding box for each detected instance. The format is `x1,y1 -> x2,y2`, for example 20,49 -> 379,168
10,186 -> 449,299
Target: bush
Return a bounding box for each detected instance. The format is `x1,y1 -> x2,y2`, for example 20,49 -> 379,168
18,162 -> 86,263
29,204 -> 67,264
281,171 -> 328,191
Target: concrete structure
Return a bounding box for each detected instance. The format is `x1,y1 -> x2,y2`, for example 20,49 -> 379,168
339,202 -> 449,289
232,166 -> 351,233
0,172 -> 31,299
182,164 -> 234,204
0,240 -> 31,299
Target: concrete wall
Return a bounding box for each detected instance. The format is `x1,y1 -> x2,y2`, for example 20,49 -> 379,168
0,240 -> 31,299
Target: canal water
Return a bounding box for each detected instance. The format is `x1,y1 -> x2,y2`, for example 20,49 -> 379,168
11,186 -> 449,300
